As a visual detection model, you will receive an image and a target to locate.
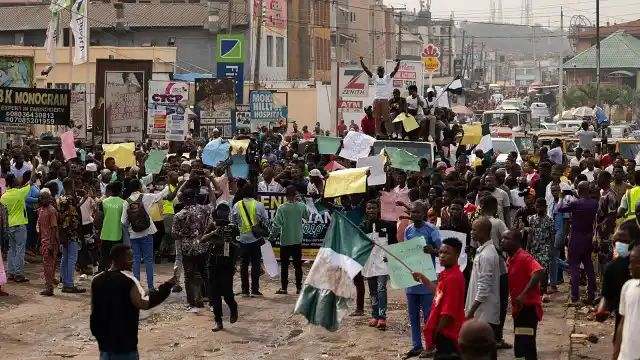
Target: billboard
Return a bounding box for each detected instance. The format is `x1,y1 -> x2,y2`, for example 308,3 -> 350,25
340,66 -> 369,97
216,62 -> 244,104
195,78 -> 235,138
94,59 -> 152,144
0,87 -> 70,125
216,34 -> 245,63
0,56 -> 33,88
70,90 -> 86,139
147,80 -> 190,140
258,192 -> 330,260
385,60 -> 424,96
249,90 -> 287,123
254,0 -> 287,30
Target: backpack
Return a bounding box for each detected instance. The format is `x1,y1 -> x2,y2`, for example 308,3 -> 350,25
127,195 -> 151,232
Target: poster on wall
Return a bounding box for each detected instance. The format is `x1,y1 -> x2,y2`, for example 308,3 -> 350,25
94,59 -> 152,144
385,60 -> 424,97
195,78 -> 235,138
0,87 -> 70,125
258,192 -> 330,260
235,104 -> 250,129
69,90 -> 86,139
147,80 -> 190,140
249,90 -> 287,124
0,56 -> 34,134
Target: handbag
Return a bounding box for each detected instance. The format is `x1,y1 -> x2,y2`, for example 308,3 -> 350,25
240,200 -> 269,239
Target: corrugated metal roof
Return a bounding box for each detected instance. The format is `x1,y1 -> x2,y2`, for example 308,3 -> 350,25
573,19 -> 640,39
564,31 -> 640,69
0,2 -> 248,31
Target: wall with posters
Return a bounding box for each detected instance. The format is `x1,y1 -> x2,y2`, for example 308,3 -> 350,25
94,59 -> 152,144
69,90 -> 86,139
195,78 -> 235,138
147,80 -> 190,141
0,56 -> 33,88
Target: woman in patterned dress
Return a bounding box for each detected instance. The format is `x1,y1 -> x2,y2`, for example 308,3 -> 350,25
527,198 -> 555,296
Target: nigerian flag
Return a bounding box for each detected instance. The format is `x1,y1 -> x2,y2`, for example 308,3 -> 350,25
294,210 -> 374,332
477,123 -> 494,167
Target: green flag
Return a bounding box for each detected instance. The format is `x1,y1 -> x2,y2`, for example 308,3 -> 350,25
294,210 -> 373,331
316,136 -> 342,155
384,147 -> 420,172
144,149 -> 168,175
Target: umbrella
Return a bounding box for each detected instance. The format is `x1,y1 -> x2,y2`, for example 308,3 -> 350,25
572,106 -> 594,118
561,110 -> 575,119
324,160 -> 345,172
452,105 -> 474,115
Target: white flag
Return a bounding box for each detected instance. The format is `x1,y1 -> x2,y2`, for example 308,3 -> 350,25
44,12 -> 60,65
70,0 -> 88,65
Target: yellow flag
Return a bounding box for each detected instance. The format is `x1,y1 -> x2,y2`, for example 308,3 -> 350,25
461,124 -> 482,145
324,167 -> 368,198
229,139 -> 250,155
102,143 -> 136,168
402,114 -> 419,132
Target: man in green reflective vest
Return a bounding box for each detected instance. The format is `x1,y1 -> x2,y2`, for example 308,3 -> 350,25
617,171 -> 640,221
230,184 -> 268,297
163,171 -> 181,293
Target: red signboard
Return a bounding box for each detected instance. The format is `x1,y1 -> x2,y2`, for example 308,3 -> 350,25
338,100 -> 363,112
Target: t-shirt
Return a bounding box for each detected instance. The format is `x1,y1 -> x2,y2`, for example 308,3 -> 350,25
79,197 -> 97,225
0,184 -> 31,226
100,196 -> 125,241
404,222 -> 441,294
581,168 -> 595,182
576,129 -> 597,152
507,248 -> 543,320
37,205 -> 58,244
618,278 -> 640,360
406,94 -> 426,115
272,201 -> 310,246
424,264 -> 466,349
475,188 -> 511,223
373,74 -> 392,99
548,147 -> 563,165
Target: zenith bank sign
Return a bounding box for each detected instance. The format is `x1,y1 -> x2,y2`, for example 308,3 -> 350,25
341,66 -> 369,97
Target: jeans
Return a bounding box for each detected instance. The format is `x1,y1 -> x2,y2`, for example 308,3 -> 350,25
209,263 -> 237,324
354,272 -> 365,312
513,305 -> 539,360
280,244 -> 303,291
240,241 -> 261,294
549,247 -> 570,287
131,235 -> 154,289
7,225 -> 27,276
367,275 -> 388,320
183,253 -> 209,307
60,240 -> 79,288
568,243 -> 596,301
99,351 -> 139,360
407,292 -> 433,351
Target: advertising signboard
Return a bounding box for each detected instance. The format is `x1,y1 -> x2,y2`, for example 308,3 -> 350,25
0,87 -> 70,125
147,80 -> 190,140
339,65 -> 369,97
385,60 -> 424,96
195,78 -> 235,138
249,90 -> 287,123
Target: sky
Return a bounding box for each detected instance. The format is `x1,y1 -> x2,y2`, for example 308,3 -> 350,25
384,0 -> 640,29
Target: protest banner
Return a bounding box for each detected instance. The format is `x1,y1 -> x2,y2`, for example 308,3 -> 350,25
94,59 -> 152,143
379,191 -> 410,222
392,112 -> 419,132
229,154 -> 249,178
356,155 -> 386,186
202,138 -> 230,166
316,136 -> 341,155
384,147 -> 420,172
196,78 -> 235,138
338,131 -> 376,161
147,80 -> 190,140
324,167 -> 368,198
229,139 -> 250,155
144,149 -> 168,175
102,143 -> 136,168
60,131 -> 76,161
0,87 -> 70,125
69,89 -> 86,139
258,192 -> 330,260
386,236 -> 437,289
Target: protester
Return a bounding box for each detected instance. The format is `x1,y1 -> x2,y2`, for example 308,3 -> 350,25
1,172 -> 33,283
37,189 -> 58,296
458,319 -> 497,360
612,245 -> 640,360
359,56 -> 400,137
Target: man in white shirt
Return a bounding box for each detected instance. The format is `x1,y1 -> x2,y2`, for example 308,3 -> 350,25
476,174 -> 511,226
547,139 -> 563,165
569,147 -> 584,168
581,157 -> 596,182
576,121 -> 597,153
466,217 -> 502,341
613,246 -> 640,360
257,167 -> 284,193
359,56 -> 400,137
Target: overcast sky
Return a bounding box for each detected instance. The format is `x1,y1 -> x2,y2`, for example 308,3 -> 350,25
384,0 -> 640,28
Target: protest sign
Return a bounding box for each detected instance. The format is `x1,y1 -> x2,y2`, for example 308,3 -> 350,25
379,191 -> 410,222
392,112 -> 419,132
104,71 -> 145,143
316,136 -> 341,155
261,241 -> 278,279
386,236 -> 437,289
435,230 -> 468,273
102,143 -> 136,168
230,154 -> 249,178
461,124 -> 482,145
0,87 -> 70,125
258,192 -> 330,260
356,155 -> 386,186
229,139 -> 250,155
144,149 -> 168,175
384,147 -> 420,172
339,131 -> 376,161
202,139 -> 230,166
324,167 -> 368,198
60,131 -> 76,161
69,89 -> 86,139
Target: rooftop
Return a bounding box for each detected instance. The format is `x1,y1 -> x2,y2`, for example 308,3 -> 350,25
572,19 -> 640,39
564,31 -> 640,69
0,2 -> 248,32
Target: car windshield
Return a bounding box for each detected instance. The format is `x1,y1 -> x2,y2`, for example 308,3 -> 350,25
484,113 -> 518,127
502,100 -> 521,108
514,137 -> 534,152
619,143 -> 640,160
492,140 -> 517,155
543,124 -> 558,131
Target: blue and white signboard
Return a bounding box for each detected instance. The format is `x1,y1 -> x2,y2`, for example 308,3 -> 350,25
216,62 -> 244,104
249,90 -> 288,123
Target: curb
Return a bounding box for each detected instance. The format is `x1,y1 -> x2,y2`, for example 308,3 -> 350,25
562,305 -> 577,360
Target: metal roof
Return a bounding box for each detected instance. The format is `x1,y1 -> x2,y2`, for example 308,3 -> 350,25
0,2 -> 248,32
564,31 -> 640,69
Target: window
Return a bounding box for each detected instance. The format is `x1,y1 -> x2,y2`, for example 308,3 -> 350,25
276,36 -> 284,67
266,35 -> 273,67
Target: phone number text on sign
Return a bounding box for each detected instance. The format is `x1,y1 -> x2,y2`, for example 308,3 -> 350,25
1,109 -> 57,124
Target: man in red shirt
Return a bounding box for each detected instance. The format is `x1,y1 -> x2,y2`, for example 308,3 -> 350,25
336,119 -> 347,137
361,106 -> 376,137
412,237 -> 465,359
501,229 -> 544,360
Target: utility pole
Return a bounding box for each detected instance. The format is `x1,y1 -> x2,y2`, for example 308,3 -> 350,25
596,0 -> 601,105
227,0 -> 232,34
309,0 -> 315,81
335,10 -> 341,131
480,42 -> 485,83
470,37 -> 475,81
397,10 -> 402,57
370,5 -> 375,65
559,6 -> 564,115
253,0 -> 263,89
460,30 -> 465,77
448,13 -> 453,76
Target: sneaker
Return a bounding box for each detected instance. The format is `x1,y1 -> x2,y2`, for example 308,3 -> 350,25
14,275 -> 29,283
418,349 -> 435,358
187,307 -> 199,314
376,319 -> 387,331
275,289 -> 288,295
212,322 -> 223,332
40,289 -> 54,296
368,318 -> 379,327
403,348 -> 423,359
61,286 -> 86,294
251,291 -> 264,297
496,340 -> 513,349
349,309 -> 365,317
171,284 -> 183,293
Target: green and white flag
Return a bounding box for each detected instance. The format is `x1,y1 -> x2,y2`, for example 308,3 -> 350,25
294,210 -> 373,332
70,0 -> 88,65
45,0 -> 72,65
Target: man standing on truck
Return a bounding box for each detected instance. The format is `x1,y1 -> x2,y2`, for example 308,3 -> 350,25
359,57 -> 400,138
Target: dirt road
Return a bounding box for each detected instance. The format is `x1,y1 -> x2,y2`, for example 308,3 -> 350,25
0,262 -> 602,359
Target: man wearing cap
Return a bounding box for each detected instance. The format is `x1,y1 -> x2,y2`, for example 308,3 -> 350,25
307,169 -> 324,197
